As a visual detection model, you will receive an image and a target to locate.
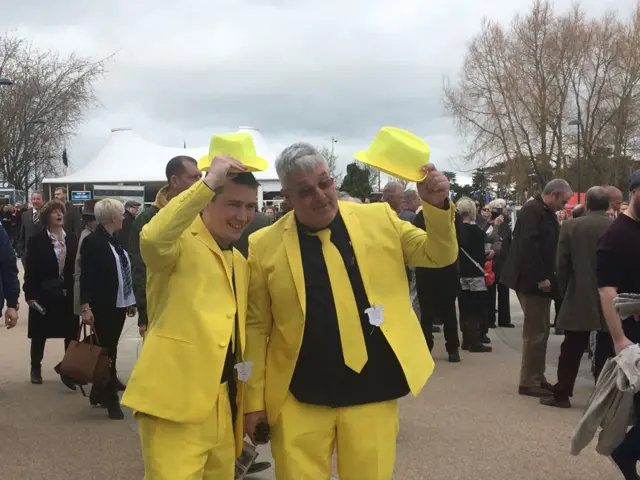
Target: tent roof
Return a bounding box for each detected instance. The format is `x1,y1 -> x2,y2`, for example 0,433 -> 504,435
43,126 -> 280,184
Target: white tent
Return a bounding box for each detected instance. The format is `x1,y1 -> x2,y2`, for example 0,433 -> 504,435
43,126 -> 281,192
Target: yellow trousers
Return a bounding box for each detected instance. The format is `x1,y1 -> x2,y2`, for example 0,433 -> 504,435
271,394 -> 399,480
137,383 -> 235,480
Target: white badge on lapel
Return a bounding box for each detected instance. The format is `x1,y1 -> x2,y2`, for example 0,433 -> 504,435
234,361 -> 254,382
365,305 -> 384,333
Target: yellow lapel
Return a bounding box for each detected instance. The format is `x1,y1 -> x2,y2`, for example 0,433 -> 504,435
190,216 -> 234,293
232,248 -> 246,356
339,203 -> 374,304
282,214 -> 306,316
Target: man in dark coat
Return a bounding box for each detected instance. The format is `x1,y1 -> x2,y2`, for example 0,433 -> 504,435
501,179 -> 573,397
413,209 -> 461,362
541,186 -> 613,408
54,187 -> 82,237
119,200 -> 140,251
0,224 -> 19,329
18,191 -> 45,267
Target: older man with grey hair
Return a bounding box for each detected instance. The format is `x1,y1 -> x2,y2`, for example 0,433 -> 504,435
541,186 -> 612,409
243,142 -> 458,480
382,181 -> 405,214
502,178 -> 573,398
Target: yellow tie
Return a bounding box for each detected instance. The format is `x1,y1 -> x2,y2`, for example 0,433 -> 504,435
316,229 -> 368,373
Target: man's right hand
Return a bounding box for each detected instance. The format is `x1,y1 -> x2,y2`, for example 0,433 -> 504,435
537,279 -> 552,292
244,410 -> 268,443
203,155 -> 247,191
139,325 -> 147,337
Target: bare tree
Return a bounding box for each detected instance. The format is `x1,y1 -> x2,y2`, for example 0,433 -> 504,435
318,145 -> 343,186
444,1 -> 640,194
0,34 -> 109,192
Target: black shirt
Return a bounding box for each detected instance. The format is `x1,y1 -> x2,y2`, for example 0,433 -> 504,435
596,213 -> 640,298
289,213 -> 410,407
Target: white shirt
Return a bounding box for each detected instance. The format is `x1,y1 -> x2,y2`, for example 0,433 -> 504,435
108,244 -> 136,308
47,229 -> 66,275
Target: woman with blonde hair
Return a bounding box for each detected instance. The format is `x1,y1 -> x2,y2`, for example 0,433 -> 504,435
79,198 -> 136,419
455,197 -> 492,353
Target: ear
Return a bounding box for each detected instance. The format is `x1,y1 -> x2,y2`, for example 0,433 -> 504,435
281,188 -> 290,201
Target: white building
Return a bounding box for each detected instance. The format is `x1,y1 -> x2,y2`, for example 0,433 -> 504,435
42,126 -> 282,208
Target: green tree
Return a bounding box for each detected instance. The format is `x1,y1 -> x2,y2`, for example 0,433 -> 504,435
340,162 -> 372,198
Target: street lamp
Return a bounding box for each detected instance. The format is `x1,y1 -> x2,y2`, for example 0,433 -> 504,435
0,78 -> 13,86
569,118 -> 582,203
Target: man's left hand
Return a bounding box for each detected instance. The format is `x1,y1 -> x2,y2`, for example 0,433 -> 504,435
5,307 -> 18,329
417,164 -> 450,208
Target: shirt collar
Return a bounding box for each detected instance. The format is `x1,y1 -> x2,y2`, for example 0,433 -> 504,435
47,229 -> 66,241
296,212 -> 343,235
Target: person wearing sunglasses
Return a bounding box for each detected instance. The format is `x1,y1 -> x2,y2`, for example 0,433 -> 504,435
243,142 -> 457,480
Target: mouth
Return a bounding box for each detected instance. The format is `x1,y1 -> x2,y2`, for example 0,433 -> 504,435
227,222 -> 245,232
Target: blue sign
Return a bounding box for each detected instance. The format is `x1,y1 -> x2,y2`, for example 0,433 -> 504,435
71,191 -> 92,201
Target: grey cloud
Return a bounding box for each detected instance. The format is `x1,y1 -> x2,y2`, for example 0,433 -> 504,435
7,0 -> 629,175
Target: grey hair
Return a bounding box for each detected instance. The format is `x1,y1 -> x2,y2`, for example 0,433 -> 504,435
94,198 -> 124,226
404,189 -> 419,203
489,198 -> 507,210
338,191 -> 352,200
275,142 -> 328,188
585,186 -> 610,211
456,196 -> 477,219
382,181 -> 404,199
542,179 -> 572,196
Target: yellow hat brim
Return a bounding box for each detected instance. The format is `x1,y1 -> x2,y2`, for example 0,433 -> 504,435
198,155 -> 269,173
354,151 -> 427,183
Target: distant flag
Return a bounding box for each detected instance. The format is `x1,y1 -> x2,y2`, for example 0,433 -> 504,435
62,147 -> 68,167
485,191 -> 491,204
450,191 -> 455,200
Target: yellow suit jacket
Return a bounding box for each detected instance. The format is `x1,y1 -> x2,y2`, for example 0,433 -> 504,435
121,180 -> 247,455
244,200 -> 457,422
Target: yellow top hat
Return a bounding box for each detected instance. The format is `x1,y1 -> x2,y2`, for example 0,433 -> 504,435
354,127 -> 430,182
198,133 -> 269,172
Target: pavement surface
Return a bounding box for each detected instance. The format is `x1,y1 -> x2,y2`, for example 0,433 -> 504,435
0,273 -> 622,479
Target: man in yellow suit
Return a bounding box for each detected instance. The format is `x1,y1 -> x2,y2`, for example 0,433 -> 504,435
121,154 -> 258,479
243,142 -> 457,480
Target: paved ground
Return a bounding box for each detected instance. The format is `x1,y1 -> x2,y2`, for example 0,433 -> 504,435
0,284 -> 622,479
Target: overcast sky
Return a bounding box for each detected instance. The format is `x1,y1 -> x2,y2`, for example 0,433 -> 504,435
3,0 -> 635,185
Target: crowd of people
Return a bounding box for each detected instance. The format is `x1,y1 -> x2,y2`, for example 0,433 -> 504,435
0,131 -> 639,479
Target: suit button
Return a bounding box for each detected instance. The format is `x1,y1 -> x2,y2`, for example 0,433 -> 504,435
219,341 -> 228,348
227,313 -> 234,319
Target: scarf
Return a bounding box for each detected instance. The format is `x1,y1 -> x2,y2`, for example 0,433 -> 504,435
97,224 -> 133,298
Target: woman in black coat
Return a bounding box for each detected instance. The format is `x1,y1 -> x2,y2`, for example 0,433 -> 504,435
455,197 -> 492,353
24,201 -> 78,386
79,198 -> 136,420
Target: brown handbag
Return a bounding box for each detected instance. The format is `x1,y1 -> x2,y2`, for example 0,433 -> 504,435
61,324 -> 111,386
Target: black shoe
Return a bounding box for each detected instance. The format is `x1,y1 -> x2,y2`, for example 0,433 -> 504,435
113,376 -> 127,392
611,447 -> 640,479
487,323 -> 497,329
554,328 -> 565,335
499,323 -> 515,328
482,335 -> 491,344
30,367 -> 43,384
540,395 -> 571,408
461,343 -> 469,351
89,385 -> 107,408
518,385 -> 553,398
469,344 -> 492,353
54,363 -> 77,391
448,351 -> 461,363
431,325 -> 441,333
247,461 -> 271,475
107,402 -> 124,420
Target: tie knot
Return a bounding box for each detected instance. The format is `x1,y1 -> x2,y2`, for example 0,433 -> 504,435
316,229 -> 331,244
